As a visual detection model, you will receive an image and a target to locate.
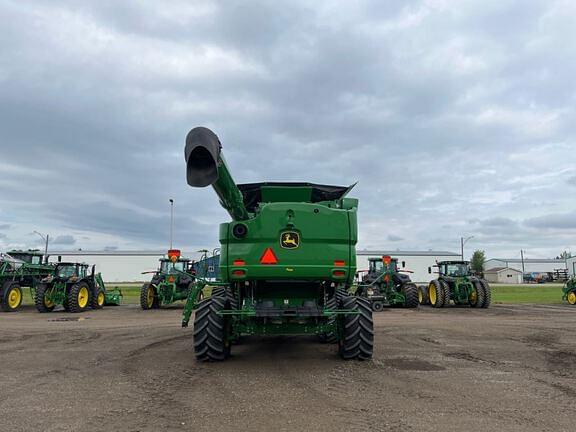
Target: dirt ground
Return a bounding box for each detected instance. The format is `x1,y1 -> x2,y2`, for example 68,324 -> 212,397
1,304 -> 575,432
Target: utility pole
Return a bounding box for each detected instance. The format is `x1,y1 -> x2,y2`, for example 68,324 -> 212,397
461,236 -> 474,260
520,249 -> 525,274
169,199 -> 174,250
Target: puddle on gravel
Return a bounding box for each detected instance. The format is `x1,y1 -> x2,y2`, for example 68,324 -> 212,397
377,358 -> 445,371
48,317 -> 90,322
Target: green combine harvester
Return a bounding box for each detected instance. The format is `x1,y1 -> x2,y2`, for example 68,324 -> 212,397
140,250 -> 204,309
181,127 -> 373,361
0,250 -> 53,312
35,262 -> 122,313
562,276 -> 576,305
356,256 -> 419,311
421,260 -> 491,308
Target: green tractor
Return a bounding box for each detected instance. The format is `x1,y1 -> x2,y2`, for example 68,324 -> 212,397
181,127 -> 373,361
35,262 -> 122,313
0,250 -> 54,312
562,276 -> 576,305
356,256 -> 419,311
140,250 -> 203,309
420,260 -> 491,308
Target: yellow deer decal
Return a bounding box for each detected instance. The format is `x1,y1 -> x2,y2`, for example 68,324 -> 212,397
282,233 -> 299,248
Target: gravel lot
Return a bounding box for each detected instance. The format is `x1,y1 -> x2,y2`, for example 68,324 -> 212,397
1,303 -> 575,432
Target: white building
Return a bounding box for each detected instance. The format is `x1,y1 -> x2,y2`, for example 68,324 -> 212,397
357,250 -> 461,283
484,267 -> 523,284
485,258 -> 567,274
567,257 -> 576,277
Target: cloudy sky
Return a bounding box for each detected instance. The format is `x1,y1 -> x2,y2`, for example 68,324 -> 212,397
1,0 -> 575,260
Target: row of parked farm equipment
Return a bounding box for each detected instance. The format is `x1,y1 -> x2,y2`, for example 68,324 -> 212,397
354,256 -> 491,310
0,250 -> 122,312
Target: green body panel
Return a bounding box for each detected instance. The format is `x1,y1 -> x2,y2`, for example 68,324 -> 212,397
219,202 -> 356,284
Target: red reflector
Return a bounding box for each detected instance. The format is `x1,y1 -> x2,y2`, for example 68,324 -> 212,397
233,259 -> 245,266
334,260 -> 345,267
260,248 -> 278,265
382,255 -> 391,264
232,270 -> 246,276
333,270 -> 346,277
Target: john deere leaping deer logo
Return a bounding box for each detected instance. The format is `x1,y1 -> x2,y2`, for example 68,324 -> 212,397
280,231 -> 300,249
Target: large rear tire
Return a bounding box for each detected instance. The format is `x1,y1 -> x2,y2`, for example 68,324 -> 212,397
479,280 -> 491,308
440,280 -> 451,307
319,288 -> 348,343
418,285 -> 429,305
428,280 -> 445,308
401,282 -> 419,308
1,282 -> 23,312
35,283 -> 55,313
211,286 -> 238,310
193,295 -> 231,362
68,282 -> 91,313
338,296 -> 373,361
140,283 -> 159,310
470,281 -> 486,308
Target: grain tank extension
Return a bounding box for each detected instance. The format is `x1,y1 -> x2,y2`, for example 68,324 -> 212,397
182,127 -> 373,361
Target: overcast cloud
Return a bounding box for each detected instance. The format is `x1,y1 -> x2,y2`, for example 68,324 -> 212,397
0,0 -> 575,260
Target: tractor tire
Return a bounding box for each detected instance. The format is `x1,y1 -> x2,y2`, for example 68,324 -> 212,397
140,283 -> 159,310
567,291 -> 576,305
418,285 -> 429,305
193,295 -> 231,362
371,301 -> 384,312
428,280 -> 445,308
401,282 -> 419,308
319,288 -> 348,343
35,283 -> 55,313
67,281 -> 91,313
440,280 -> 451,307
338,296 -> 373,361
211,287 -> 238,310
470,281 -> 486,308
92,287 -> 105,310
479,280 -> 491,308
1,281 -> 23,312
319,294 -> 339,343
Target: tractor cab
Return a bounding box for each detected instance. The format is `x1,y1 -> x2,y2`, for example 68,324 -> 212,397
53,263 -> 89,281
437,261 -> 471,279
159,258 -> 191,274
367,257 -> 398,274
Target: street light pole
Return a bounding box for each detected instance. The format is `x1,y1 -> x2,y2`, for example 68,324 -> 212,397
461,236 -> 474,260
33,231 -> 49,263
169,199 -> 174,250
